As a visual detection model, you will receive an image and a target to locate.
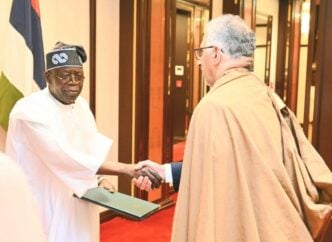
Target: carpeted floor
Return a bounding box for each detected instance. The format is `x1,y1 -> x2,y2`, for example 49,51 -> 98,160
100,194 -> 176,242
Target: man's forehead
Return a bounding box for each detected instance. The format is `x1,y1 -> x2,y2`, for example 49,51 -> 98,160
51,67 -> 83,73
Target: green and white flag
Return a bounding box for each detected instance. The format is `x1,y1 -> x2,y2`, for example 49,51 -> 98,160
0,0 -> 46,151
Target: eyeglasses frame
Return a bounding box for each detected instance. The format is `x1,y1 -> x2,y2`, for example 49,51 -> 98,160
194,46 -> 224,60
54,72 -> 85,83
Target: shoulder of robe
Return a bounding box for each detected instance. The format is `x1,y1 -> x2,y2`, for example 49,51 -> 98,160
10,90 -> 54,124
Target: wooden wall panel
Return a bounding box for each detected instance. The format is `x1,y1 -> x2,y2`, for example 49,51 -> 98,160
313,0 -> 332,170
287,0 -> 302,111
149,0 -> 165,163
147,0 -> 166,201
275,0 -> 288,98
118,0 -> 134,195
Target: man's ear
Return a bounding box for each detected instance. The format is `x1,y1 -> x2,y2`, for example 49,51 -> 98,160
212,48 -> 221,64
44,71 -> 51,84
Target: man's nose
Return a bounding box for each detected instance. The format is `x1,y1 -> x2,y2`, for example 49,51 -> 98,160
68,74 -> 81,84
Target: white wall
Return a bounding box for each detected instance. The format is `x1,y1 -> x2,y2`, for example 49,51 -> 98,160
40,0 -> 91,101
96,0 -> 120,188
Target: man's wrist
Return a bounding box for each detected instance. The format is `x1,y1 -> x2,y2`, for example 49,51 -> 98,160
124,164 -> 136,178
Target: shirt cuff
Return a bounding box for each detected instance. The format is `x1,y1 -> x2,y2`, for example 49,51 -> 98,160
164,164 -> 173,184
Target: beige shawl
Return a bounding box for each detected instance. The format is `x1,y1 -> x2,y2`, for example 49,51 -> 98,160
171,69 -> 332,242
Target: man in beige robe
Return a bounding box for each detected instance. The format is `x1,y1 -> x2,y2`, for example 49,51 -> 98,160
169,15 -> 332,242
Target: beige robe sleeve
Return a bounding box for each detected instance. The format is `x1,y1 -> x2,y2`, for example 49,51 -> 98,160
269,91 -> 332,238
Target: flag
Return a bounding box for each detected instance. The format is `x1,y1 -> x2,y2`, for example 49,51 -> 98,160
0,0 -> 45,150
0,73 -> 23,131
10,0 -> 46,89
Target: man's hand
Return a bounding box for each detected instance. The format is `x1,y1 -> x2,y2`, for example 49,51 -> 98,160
132,160 -> 165,191
98,176 -> 116,192
133,162 -> 163,189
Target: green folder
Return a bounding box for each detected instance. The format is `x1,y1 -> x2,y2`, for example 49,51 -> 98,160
80,187 -> 160,220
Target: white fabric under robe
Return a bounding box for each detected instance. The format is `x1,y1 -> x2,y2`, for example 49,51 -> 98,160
0,152 -> 46,242
6,88 -> 112,242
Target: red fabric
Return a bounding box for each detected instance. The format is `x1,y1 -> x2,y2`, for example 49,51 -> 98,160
30,0 -> 40,16
101,195 -> 176,242
173,141 -> 185,161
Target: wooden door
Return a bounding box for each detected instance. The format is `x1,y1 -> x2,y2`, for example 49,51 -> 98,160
223,0 -> 256,29
173,9 -> 191,142
309,0 -> 332,170
275,0 -> 302,112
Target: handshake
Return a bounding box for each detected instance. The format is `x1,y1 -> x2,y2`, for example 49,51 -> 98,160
97,160 -> 174,192
132,160 -> 166,191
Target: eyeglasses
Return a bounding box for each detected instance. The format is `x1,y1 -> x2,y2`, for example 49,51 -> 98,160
194,46 -> 224,60
194,46 -> 214,60
54,72 -> 85,83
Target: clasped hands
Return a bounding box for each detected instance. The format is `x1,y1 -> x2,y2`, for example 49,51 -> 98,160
132,160 -> 165,191
97,160 -> 165,192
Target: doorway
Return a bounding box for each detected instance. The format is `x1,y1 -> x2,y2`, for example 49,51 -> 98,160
173,9 -> 190,143
170,1 -> 209,162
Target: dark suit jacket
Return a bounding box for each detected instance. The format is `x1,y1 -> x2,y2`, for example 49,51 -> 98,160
170,162 -> 182,191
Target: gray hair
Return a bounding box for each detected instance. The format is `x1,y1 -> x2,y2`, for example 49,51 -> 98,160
205,14 -> 256,58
